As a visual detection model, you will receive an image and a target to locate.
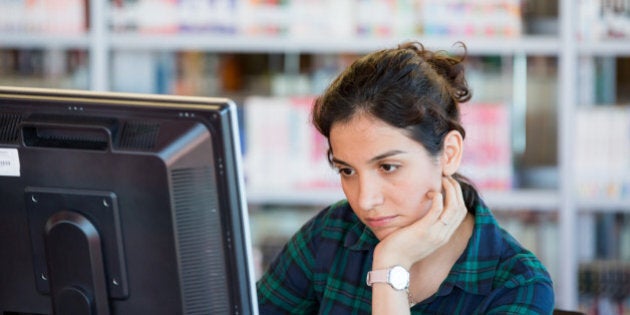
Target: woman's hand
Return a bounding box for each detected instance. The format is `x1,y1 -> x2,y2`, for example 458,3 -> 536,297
372,176 -> 468,270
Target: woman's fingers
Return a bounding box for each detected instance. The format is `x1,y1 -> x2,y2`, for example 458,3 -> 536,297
378,176 -> 468,265
425,190 -> 444,224
440,177 -> 456,224
438,176 -> 466,228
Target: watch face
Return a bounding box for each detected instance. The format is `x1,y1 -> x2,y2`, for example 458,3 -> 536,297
389,266 -> 409,290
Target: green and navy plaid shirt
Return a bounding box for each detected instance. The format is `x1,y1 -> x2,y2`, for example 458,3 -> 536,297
257,199 -> 554,314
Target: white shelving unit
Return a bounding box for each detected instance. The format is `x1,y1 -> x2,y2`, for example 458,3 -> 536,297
106,34 -> 562,54
557,0 -> 579,307
1,0 -> 629,311
0,34 -> 90,48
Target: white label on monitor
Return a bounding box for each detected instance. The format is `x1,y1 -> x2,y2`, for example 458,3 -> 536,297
0,148 -> 20,177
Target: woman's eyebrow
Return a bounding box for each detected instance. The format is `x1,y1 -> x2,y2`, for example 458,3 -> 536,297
331,150 -> 406,166
369,150 -> 406,163
331,157 -> 350,166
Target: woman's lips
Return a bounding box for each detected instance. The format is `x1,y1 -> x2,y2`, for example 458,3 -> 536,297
366,215 -> 397,228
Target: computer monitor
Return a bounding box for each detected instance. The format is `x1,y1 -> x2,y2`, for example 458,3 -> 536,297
0,86 -> 258,315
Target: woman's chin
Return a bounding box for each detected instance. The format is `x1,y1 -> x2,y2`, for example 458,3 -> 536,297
371,226 -> 397,241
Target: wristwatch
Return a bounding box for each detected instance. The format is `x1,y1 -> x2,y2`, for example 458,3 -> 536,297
366,265 -> 409,291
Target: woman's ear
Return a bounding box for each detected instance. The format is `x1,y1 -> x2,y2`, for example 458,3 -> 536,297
441,130 -> 463,176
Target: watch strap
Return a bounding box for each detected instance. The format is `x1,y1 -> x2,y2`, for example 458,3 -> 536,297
366,269 -> 389,286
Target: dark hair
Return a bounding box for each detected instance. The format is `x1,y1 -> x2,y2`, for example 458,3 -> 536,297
311,41 -> 479,211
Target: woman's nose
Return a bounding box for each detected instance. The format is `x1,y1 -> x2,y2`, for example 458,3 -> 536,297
357,175 -> 384,211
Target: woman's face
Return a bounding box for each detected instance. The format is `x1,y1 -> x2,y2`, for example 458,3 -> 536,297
329,113 -> 444,240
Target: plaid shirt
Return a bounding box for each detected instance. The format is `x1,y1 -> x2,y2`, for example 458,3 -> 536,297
257,199 -> 554,314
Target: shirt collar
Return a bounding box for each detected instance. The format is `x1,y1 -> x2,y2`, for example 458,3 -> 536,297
344,219 -> 379,250
336,201 -> 378,250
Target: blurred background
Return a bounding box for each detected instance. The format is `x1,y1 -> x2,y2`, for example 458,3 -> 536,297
0,0 -> 628,313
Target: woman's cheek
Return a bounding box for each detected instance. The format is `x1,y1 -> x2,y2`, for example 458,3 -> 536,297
417,195 -> 433,218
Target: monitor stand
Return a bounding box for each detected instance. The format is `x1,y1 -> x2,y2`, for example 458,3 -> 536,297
45,211 -> 110,315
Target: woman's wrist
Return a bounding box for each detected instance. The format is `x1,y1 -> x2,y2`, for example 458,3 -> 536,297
370,281 -> 413,315
372,244 -> 413,270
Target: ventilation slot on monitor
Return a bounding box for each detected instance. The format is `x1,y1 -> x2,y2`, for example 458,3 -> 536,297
0,113 -> 22,144
171,166 -> 229,314
22,126 -> 109,150
118,121 -> 159,151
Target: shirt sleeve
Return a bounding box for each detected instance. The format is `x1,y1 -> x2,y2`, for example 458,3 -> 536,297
482,252 -> 555,315
256,214 -> 321,314
483,278 -> 555,314
480,205 -> 556,314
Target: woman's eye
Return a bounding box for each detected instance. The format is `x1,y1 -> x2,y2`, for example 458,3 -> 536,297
336,167 -> 355,176
380,164 -> 399,173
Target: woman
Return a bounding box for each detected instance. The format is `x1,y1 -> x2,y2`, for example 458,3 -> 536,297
256,42 -> 554,314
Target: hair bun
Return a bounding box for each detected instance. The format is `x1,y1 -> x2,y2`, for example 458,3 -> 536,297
400,41 -> 472,104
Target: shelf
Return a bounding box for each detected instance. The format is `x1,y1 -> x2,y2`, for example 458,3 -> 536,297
246,189 -> 345,206
246,188 -> 560,211
0,33 -> 90,49
578,40 -> 630,56
577,198 -> 630,212
108,34 -> 561,55
481,189 -> 559,211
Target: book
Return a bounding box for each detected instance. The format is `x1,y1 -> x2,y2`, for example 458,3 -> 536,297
418,0 -> 523,37
575,106 -> 630,199
105,0 -> 524,38
0,0 -> 86,34
578,0 -> 630,40
243,96 -> 339,195
460,103 -> 513,190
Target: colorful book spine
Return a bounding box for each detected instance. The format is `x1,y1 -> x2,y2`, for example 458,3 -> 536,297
0,0 -> 86,34
460,103 -> 513,191
243,96 -> 339,194
417,0 -> 523,37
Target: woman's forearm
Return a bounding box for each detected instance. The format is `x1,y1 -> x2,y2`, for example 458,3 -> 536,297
371,283 -> 411,315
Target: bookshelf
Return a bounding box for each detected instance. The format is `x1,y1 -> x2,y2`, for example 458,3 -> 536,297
1,0 -> 629,312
